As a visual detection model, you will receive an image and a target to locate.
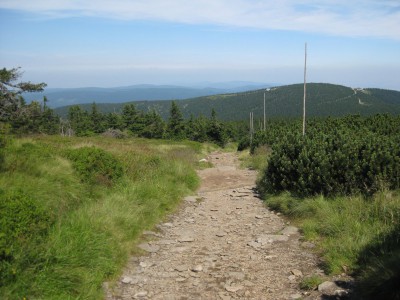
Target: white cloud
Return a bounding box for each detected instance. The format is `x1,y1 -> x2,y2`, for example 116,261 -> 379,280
1,0 -> 399,39
1,0 -> 400,40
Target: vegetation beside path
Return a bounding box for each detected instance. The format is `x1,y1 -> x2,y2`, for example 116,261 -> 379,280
241,141 -> 400,299
0,135 -> 210,299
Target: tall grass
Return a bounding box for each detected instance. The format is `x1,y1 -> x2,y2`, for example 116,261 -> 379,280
267,191 -> 400,299
0,136 -> 202,299
265,191 -> 400,274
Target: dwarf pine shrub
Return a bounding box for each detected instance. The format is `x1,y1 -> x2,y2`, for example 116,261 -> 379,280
67,146 -> 123,186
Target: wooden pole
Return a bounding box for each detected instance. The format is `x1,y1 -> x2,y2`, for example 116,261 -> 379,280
302,43 -> 307,136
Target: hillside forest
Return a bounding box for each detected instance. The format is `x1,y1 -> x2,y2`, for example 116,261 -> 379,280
1,67 -> 400,299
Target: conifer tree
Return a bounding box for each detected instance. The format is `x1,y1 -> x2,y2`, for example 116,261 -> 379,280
167,101 -> 185,140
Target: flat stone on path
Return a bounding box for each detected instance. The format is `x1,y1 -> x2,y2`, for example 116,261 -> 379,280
174,265 -> 188,272
137,243 -> 160,253
178,236 -> 195,242
256,234 -> 289,244
281,226 -> 299,235
225,284 -> 244,293
318,281 -> 341,294
191,265 -> 203,272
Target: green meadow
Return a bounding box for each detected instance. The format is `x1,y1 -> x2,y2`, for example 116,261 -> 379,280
0,136 -> 211,299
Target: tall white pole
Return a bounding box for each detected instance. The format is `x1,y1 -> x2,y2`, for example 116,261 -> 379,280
250,112 -> 253,143
302,43 -> 307,136
263,92 -> 266,131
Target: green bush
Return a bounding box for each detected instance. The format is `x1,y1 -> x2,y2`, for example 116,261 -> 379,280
67,146 -> 124,186
0,123 -> 11,171
258,115 -> 400,197
237,136 -> 250,151
0,190 -> 51,286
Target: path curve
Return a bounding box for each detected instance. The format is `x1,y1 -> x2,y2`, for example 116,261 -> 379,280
105,151 -> 324,300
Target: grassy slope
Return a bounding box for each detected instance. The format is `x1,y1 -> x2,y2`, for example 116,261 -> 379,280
0,136 -> 210,299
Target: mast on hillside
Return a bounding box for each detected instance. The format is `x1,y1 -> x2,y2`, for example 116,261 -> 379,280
303,42 -> 307,136
263,91 -> 266,131
250,112 -> 254,143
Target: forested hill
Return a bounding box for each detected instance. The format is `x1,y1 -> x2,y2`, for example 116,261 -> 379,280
54,83 -> 400,120
23,83 -> 268,108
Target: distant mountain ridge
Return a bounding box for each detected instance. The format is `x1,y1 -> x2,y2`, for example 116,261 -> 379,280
54,83 -> 400,121
23,82 -> 270,108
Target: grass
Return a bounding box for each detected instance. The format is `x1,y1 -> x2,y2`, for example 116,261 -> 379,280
299,275 -> 324,291
0,135 -> 205,299
263,191 -> 400,274
238,145 -> 270,172
263,190 -> 400,299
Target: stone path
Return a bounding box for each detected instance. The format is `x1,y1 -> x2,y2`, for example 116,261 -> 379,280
104,151 -> 335,300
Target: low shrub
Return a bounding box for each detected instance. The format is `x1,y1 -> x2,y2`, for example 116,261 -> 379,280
237,136 -> 250,151
259,131 -> 400,197
0,190 -> 51,286
67,146 -> 124,186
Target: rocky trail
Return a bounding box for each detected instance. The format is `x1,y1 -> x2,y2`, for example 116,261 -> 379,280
105,152 -> 349,300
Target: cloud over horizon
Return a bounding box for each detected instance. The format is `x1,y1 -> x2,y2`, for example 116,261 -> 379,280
1,0 -> 400,40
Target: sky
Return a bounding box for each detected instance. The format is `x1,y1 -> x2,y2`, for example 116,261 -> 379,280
0,0 -> 399,90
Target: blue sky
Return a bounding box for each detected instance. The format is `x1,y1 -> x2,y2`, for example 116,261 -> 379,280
0,0 -> 399,90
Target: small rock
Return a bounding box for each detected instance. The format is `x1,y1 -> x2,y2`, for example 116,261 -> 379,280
255,215 -> 264,219
225,284 -> 244,292
247,241 -> 261,249
199,158 -> 208,162
121,276 -> 133,284
175,277 -> 187,282
133,291 -> 148,298
142,230 -> 160,237
218,292 -> 232,300
290,293 -> 302,299
156,239 -> 175,245
265,255 -> 277,260
191,265 -> 203,272
178,236 -> 195,242
139,261 -> 148,268
291,269 -> 303,277
163,222 -> 174,227
288,275 -> 296,281
175,265 -> 188,272
281,226 -> 299,235
256,234 -> 289,244
318,281 -> 339,293
138,243 -> 160,253
184,196 -> 197,203
334,289 -> 349,297
216,232 -> 226,237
